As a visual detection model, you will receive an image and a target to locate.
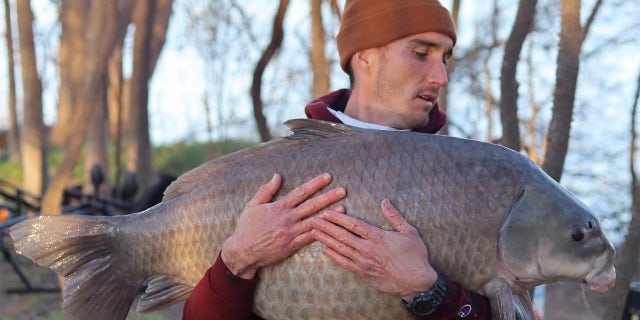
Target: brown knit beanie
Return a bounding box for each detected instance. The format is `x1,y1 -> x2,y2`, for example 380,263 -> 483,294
337,0 -> 457,72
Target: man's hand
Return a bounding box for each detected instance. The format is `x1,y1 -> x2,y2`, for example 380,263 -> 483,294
221,173 -> 346,280
311,199 -> 437,301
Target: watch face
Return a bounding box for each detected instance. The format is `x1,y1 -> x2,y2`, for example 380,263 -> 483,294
413,294 -> 439,315
405,274 -> 447,316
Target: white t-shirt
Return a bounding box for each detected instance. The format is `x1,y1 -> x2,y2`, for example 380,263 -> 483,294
327,108 -> 410,132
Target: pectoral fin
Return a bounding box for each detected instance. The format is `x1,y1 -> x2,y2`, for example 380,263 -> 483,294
136,275 -> 194,313
513,291 -> 536,320
483,280 -> 515,320
483,280 -> 538,320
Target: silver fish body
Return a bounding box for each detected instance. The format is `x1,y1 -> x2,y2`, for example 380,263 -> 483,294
9,119 -> 615,320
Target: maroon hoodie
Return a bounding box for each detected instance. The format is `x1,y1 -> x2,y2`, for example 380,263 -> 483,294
182,90 -> 491,320
304,89 -> 448,133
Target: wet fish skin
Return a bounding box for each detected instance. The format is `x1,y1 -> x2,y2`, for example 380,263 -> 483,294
9,119 -> 615,320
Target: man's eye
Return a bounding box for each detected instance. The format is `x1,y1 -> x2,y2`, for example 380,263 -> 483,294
414,51 -> 428,59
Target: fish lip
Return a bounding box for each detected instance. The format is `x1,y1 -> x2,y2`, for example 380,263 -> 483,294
585,265 -> 616,294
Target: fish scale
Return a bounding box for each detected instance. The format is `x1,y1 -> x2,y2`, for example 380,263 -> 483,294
9,119 -> 615,320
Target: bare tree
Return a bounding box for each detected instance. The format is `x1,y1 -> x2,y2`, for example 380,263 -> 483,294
16,0 -> 45,195
49,1 -> 87,147
84,78 -> 109,193
481,0 -> 500,143
108,40 -> 126,191
4,0 -> 20,163
599,68 -> 640,320
445,0 -> 502,140
251,0 -> 290,142
40,0 -> 133,215
499,0 -> 537,151
542,0 -> 605,317
310,0 -> 330,98
126,0 -> 173,190
522,45 -> 545,165
541,0 -> 602,181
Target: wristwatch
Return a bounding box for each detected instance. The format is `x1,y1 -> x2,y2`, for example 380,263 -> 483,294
402,273 -> 447,316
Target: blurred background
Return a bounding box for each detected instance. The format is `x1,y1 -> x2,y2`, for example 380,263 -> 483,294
0,0 -> 639,319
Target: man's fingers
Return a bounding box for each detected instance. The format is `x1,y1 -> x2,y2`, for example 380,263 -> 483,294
312,212 -> 371,253
312,222 -> 360,261
282,173 -> 333,207
380,199 -> 411,233
321,245 -> 359,273
247,174 -> 282,206
289,229 -> 316,251
293,188 -> 347,220
317,209 -> 374,240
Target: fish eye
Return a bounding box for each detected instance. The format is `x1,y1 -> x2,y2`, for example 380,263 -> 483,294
571,225 -> 585,242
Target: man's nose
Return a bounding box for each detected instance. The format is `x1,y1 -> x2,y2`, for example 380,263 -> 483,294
428,62 -> 449,88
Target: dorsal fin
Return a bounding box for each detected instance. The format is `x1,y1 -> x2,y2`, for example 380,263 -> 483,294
284,119 -> 357,139
162,119 -> 358,201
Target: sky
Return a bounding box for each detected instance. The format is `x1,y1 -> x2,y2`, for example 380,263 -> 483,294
0,1 -> 638,144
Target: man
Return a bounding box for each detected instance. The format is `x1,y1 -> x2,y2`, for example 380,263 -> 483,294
183,0 -> 492,318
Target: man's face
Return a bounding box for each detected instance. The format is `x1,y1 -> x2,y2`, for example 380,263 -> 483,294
369,32 -> 453,129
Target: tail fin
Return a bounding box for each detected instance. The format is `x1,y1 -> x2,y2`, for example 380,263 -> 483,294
9,215 -> 138,320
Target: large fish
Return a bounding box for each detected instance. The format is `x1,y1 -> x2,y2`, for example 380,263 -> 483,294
9,119 -> 615,320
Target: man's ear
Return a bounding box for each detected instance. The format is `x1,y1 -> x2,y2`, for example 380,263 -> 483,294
352,48 -> 377,74
354,49 -> 372,66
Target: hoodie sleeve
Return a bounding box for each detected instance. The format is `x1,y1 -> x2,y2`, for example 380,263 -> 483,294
415,275 -> 491,320
182,253 -> 261,320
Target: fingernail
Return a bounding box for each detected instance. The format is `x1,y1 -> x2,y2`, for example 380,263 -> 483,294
322,173 -> 332,181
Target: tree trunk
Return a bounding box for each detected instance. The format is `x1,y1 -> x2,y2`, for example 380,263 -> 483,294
541,0 -> 583,182
542,0 -> 605,318
600,67 -> 640,320
4,0 -> 20,163
108,40 -> 125,190
40,0 -> 133,215
523,46 -> 544,165
49,0 -> 89,147
329,0 -> 341,18
126,0 -> 173,191
84,78 -> 109,194
499,0 -> 537,151
310,0 -> 329,98
127,0 -> 155,192
16,0 -> 46,196
251,0 -> 290,142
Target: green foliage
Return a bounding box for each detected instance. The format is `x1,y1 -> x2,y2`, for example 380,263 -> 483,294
0,139 -> 256,189
153,139 -> 256,176
46,147 -> 85,184
0,161 -> 22,185
0,147 -> 85,186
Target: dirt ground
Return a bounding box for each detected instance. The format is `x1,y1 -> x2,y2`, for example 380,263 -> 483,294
0,236 -> 184,320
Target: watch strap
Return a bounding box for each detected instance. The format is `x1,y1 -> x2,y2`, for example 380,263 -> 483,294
403,273 -> 447,316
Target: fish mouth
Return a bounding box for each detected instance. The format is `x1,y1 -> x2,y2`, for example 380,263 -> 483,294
584,265 -> 616,294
